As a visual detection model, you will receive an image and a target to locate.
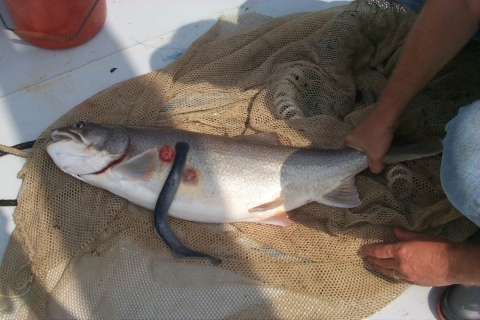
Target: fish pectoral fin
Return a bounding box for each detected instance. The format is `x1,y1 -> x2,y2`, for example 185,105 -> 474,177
259,211 -> 291,227
248,197 -> 284,213
321,175 -> 361,208
248,198 -> 291,226
111,149 -> 160,181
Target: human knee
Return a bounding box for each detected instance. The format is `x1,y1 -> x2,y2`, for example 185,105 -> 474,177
441,100 -> 480,226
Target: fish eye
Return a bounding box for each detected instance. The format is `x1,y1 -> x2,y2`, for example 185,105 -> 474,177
75,121 -> 85,129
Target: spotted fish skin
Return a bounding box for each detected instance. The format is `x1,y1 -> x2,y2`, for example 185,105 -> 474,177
46,122 -> 443,227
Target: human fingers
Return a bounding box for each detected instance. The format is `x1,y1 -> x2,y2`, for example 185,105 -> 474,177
367,256 -> 397,271
345,132 -> 386,173
345,127 -> 388,173
344,131 -> 365,153
371,263 -> 412,283
363,243 -> 396,259
364,245 -> 415,283
367,156 -> 385,174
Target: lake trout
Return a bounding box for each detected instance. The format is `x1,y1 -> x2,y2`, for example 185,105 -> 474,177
46,121 -> 443,227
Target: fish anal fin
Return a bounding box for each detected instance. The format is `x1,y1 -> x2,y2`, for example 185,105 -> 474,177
259,211 -> 291,227
111,149 -> 160,181
322,175 -> 361,208
248,197 -> 284,213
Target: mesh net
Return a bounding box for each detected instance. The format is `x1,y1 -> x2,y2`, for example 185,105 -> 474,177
2,1 -> 480,318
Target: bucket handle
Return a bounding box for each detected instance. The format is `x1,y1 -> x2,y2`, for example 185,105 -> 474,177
0,0 -> 100,42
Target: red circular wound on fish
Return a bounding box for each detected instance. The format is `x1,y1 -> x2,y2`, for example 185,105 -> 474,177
159,146 -> 174,162
182,168 -> 198,184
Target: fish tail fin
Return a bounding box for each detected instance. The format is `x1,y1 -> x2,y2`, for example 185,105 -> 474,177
392,107 -> 423,144
382,107 -> 443,164
383,138 -> 443,165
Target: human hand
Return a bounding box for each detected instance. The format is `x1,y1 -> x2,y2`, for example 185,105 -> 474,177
344,110 -> 396,174
363,228 -> 461,287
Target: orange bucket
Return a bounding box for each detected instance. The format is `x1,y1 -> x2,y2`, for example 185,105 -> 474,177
1,0 -> 106,49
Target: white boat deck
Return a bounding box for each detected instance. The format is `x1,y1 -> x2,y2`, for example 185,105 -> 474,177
0,0 -> 444,318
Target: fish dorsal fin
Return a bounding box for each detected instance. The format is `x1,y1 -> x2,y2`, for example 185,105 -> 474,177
248,197 -> 284,213
321,175 -> 361,208
111,149 -> 160,181
235,132 -> 281,146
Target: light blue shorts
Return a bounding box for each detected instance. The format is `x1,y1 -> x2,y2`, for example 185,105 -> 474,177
441,100 -> 480,227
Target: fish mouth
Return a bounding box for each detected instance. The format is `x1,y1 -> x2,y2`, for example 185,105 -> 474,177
49,129 -> 84,144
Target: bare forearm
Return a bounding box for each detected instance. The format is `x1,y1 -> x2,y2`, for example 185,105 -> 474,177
344,0 -> 480,173
374,0 -> 480,128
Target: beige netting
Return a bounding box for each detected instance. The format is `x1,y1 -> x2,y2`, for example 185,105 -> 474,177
1,1 -> 480,318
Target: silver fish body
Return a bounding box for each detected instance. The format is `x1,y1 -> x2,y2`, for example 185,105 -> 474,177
47,122 -> 443,226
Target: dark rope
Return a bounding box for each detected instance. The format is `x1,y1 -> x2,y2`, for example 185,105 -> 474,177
0,199 -> 17,207
0,140 -> 37,157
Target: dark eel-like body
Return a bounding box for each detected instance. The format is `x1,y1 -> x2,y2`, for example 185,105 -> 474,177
153,142 -> 222,265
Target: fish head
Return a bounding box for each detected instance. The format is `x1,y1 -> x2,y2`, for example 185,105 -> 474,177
46,121 -> 129,176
